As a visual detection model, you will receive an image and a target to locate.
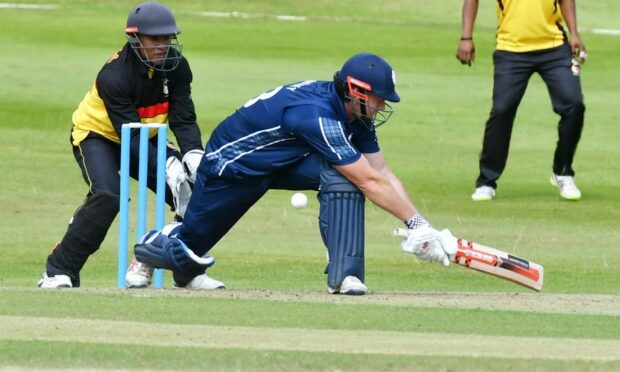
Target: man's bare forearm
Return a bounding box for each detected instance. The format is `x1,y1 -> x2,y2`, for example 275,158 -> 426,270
559,0 -> 579,36
336,158 -> 416,221
460,0 -> 479,38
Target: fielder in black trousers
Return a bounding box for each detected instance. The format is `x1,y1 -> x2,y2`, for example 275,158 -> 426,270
479,44 -> 585,189
456,0 -> 586,201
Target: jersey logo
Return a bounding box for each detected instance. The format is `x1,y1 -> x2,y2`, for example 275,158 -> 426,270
163,78 -> 169,97
286,80 -> 316,92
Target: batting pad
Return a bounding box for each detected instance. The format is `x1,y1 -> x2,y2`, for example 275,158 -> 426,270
319,159 -> 365,289
134,233 -> 215,273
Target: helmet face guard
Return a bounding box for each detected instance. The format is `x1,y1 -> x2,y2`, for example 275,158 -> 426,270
126,30 -> 183,72
346,76 -> 394,130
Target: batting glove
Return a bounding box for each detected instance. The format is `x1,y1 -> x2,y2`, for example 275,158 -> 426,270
396,215 -> 455,267
400,226 -> 451,266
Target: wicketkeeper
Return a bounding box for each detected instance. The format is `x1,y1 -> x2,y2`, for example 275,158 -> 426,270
132,52 -> 456,294
38,1 -> 204,288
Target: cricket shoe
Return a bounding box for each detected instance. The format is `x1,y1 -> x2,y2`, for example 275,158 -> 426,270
174,273 -> 225,290
125,257 -> 154,288
37,272 -> 72,288
471,185 -> 495,201
328,276 -> 368,296
550,174 -> 581,200
125,229 -> 159,288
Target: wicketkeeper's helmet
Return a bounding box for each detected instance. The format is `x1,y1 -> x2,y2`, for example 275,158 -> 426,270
125,1 -> 183,72
334,53 -> 400,130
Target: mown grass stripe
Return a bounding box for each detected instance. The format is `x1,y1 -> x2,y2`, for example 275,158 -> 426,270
1,315 -> 618,361
3,287 -> 618,316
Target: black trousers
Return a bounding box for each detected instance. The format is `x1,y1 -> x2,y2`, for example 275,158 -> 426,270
476,44 -> 585,189
45,134 -> 178,286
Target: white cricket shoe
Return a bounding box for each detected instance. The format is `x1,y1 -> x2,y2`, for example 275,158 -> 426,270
174,273 -> 225,290
328,276 -> 368,296
550,174 -> 581,200
125,257 -> 154,288
37,272 -> 72,288
471,186 -> 496,201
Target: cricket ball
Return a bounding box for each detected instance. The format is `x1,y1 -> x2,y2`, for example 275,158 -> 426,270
290,192 -> 308,209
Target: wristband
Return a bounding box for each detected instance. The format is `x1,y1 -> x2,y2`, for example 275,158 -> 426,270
404,214 -> 430,229
460,37 -> 473,41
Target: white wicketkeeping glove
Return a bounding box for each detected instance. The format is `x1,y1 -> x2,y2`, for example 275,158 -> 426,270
395,227 -> 456,266
166,157 -> 192,218
182,149 -> 204,184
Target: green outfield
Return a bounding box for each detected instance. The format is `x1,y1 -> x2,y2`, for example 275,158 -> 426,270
1,1 -> 619,370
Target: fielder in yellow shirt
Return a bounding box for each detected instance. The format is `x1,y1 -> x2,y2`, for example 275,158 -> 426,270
456,0 -> 586,201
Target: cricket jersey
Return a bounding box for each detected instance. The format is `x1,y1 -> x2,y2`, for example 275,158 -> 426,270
495,0 -> 567,52
203,80 -> 380,180
71,43 -> 202,154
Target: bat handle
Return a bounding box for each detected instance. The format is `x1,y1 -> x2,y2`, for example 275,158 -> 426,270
393,228 -> 409,238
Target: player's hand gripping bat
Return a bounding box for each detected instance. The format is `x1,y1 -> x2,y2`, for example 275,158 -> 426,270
394,228 -> 544,291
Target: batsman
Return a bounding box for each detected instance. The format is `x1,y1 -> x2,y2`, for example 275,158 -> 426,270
132,52 -> 457,294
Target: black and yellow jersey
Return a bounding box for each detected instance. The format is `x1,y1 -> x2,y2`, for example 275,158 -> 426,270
495,0 -> 567,52
71,43 -> 202,154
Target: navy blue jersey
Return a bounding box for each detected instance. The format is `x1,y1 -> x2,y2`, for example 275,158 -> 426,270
204,80 -> 380,179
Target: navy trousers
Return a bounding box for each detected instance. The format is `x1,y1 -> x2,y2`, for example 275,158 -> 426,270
178,154 -> 321,262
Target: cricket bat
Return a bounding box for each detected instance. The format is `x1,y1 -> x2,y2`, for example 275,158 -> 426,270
394,228 -> 544,291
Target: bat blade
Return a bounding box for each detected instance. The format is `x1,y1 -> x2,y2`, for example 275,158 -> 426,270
393,228 -> 544,291
451,237 -> 544,291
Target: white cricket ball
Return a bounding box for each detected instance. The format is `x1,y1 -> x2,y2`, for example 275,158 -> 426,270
290,192 -> 308,209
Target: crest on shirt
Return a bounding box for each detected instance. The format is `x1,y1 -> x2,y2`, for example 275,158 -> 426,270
163,78 -> 169,97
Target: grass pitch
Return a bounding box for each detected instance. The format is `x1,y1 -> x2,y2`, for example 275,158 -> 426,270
1,0 -> 619,370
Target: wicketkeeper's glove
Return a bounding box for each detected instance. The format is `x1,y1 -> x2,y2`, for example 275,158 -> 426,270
182,149 -> 204,184
166,156 -> 192,218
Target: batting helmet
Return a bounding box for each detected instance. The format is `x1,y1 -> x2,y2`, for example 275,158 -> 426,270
125,1 -> 183,71
334,53 -> 399,129
335,53 -> 400,103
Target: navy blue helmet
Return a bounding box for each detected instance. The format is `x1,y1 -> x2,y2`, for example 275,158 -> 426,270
337,53 -> 400,102
334,53 -> 399,129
